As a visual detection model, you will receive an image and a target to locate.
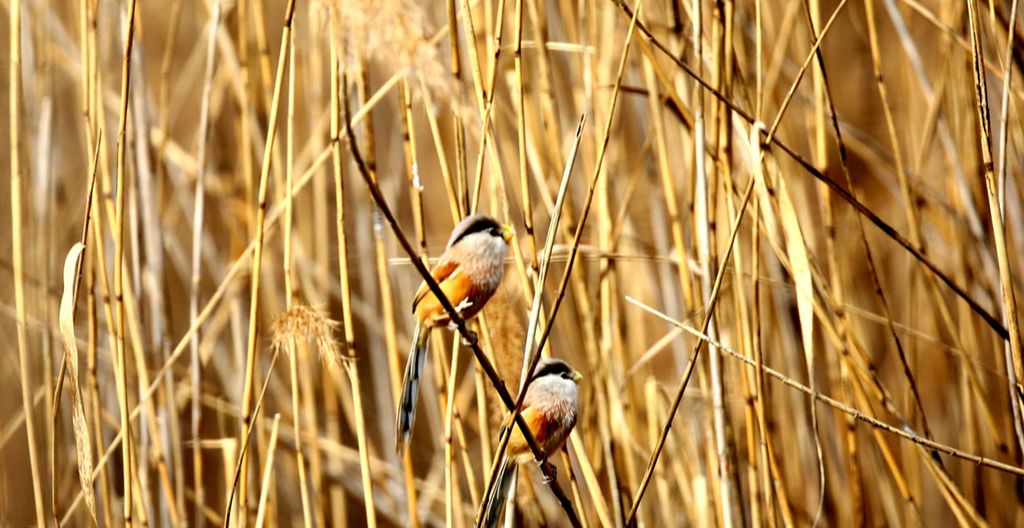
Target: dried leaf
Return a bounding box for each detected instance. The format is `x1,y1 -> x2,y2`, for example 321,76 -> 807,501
59,243 -> 96,524
775,176 -> 814,368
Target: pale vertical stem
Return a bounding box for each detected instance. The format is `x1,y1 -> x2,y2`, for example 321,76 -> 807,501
10,0 -> 46,523
966,0 -> 1024,442
862,0 -> 1000,457
86,250 -> 115,527
325,16 -> 348,528
595,10 -> 623,526
418,81 -> 462,223
645,380 -> 674,523
445,0 -> 469,217
356,61 -> 417,527
189,5 -> 222,525
239,2 -> 297,521
806,0 -> 830,521
513,0 -> 538,275
641,59 -> 695,311
445,342 -> 462,528
753,202 -> 788,528
996,0 -> 1020,213
691,0 -> 731,524
284,30 -> 296,308
755,0 -> 763,117
239,0 -> 257,239
328,18 -> 377,525
113,1 -> 139,524
469,0 -> 509,214
300,349 -> 325,528
254,414 -> 282,528
285,28 -> 327,528
996,0 -> 1024,460
288,341 -> 313,528
398,81 -> 427,254
525,0 -> 563,171
89,144 -> 123,528
77,6 -> 110,520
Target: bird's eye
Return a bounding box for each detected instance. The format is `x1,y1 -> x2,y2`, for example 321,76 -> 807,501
562,372 -> 573,380
488,227 -> 500,237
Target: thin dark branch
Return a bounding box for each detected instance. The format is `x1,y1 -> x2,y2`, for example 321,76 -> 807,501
340,71 -> 583,528
608,0 -> 1010,342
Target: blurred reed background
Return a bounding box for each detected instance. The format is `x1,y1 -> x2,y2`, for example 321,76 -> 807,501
4,0 -> 1024,525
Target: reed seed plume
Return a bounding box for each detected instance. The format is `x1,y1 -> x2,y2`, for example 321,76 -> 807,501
322,0 -> 457,100
271,304 -> 343,366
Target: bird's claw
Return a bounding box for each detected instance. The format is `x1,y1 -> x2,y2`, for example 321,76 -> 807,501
459,329 -> 478,346
539,459 -> 558,484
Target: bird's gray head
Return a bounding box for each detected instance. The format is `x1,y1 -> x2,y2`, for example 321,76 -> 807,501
530,357 -> 583,384
447,214 -> 514,249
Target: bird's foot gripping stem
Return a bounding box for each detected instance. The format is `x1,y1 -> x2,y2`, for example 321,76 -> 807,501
539,458 -> 558,484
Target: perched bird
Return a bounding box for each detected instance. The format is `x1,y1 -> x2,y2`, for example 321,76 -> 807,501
395,214 -> 514,451
481,357 -> 582,527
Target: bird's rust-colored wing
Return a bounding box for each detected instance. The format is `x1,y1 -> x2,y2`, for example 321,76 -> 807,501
506,405 -> 558,457
412,260 -> 459,313
414,260 -> 486,325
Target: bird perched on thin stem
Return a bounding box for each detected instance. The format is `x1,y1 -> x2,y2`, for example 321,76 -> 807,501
481,357 -> 582,527
395,213 -> 514,451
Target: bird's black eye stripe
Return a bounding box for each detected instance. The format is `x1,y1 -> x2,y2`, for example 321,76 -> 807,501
449,214 -> 502,246
530,359 -> 573,381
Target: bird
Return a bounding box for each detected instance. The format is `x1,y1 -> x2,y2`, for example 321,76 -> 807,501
481,357 -> 582,527
395,213 -> 514,452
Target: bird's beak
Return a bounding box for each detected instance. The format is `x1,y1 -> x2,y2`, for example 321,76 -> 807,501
500,224 -> 515,242
572,371 -> 583,383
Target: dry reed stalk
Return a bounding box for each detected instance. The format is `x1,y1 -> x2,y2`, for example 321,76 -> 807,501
478,114 -> 584,523
418,81 -> 463,223
512,0 -> 538,276
861,0 -> 1005,459
467,0 -> 508,214
995,0 -> 1024,461
288,340 -> 314,528
794,7 -> 985,520
223,350 -> 282,527
62,69 -> 387,522
22,0 -> 1024,525
628,297 -> 1024,477
9,0 -> 48,523
628,170 -> 757,523
341,72 -> 581,527
966,0 -> 1024,441
865,0 -> 1010,464
188,5 -> 222,524
442,340 -> 461,528
280,29 -> 314,528
327,11 -> 378,526
353,56 -> 422,528
611,0 -> 1009,347
110,1 -> 139,524
238,2 -> 297,520
254,413 -> 282,528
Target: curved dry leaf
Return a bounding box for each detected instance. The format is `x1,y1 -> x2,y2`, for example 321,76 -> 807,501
59,242 -> 96,524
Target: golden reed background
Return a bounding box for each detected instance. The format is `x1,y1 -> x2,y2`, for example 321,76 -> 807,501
3,0 -> 1024,525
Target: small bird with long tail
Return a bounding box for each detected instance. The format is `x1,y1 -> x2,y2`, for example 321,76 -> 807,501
395,213 -> 514,452
481,357 -> 582,527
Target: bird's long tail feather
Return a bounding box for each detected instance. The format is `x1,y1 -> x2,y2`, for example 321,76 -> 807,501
481,455 -> 517,527
395,324 -> 429,452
